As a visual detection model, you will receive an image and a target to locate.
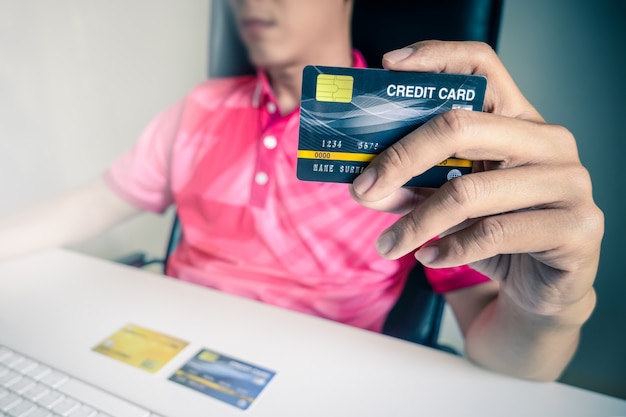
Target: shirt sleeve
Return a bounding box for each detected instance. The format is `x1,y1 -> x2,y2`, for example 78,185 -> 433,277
103,100 -> 185,214
424,265 -> 491,294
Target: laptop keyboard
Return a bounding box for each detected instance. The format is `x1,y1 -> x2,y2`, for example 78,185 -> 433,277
0,345 -> 162,417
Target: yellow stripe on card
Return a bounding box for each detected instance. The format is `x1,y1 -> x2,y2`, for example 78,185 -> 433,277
298,150 -> 374,162
297,150 -> 472,167
435,158 -> 473,167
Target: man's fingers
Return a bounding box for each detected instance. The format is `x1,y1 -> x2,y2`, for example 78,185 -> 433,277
348,186 -> 434,215
417,205 -> 603,274
373,162 -> 596,261
382,40 -> 542,122
352,110 -> 578,204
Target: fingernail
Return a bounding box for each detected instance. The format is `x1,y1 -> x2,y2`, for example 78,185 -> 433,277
376,230 -> 397,257
352,167 -> 377,195
415,246 -> 439,265
383,47 -> 413,64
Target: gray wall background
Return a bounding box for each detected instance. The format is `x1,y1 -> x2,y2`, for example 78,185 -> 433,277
1,0 -> 624,400
498,0 -> 626,398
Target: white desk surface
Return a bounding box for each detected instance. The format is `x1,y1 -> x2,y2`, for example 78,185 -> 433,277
1,249 -> 625,417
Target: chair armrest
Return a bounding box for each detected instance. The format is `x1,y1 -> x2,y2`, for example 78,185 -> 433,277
382,265 -> 458,354
114,252 -> 165,269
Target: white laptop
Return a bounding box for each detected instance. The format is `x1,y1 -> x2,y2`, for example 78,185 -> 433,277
1,249 -> 625,417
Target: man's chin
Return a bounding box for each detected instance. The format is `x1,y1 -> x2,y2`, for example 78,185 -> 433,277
249,55 -> 291,71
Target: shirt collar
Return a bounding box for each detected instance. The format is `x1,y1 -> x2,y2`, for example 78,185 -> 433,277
252,49 -> 367,109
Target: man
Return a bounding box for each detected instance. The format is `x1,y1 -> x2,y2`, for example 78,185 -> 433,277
0,0 -> 602,382
0,0 -> 417,332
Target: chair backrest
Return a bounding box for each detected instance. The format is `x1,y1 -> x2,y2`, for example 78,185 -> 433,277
170,0 -> 503,348
208,0 -> 502,77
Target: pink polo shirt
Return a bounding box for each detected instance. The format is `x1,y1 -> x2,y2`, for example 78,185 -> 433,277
104,51 -> 489,332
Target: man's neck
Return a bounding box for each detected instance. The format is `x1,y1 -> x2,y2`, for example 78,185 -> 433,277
267,48 -> 353,115
266,64 -> 305,115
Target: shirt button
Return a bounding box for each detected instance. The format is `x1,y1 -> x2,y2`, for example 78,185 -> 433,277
266,102 -> 277,114
255,172 -> 269,185
263,135 -> 277,149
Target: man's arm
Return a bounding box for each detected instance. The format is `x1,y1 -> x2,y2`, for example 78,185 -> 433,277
444,282 -> 594,381
0,177 -> 142,261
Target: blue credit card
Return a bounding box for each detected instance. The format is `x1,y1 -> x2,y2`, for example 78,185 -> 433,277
169,348 -> 276,410
297,66 -> 487,187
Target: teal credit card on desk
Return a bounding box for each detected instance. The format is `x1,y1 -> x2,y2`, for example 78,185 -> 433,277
297,66 -> 487,187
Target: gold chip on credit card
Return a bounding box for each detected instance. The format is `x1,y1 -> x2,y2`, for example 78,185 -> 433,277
315,74 -> 354,103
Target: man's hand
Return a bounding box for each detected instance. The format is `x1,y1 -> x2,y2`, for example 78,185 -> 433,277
350,41 -> 603,380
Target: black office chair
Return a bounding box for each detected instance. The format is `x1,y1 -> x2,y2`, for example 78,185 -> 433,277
120,0 -> 503,351
206,0 -> 502,350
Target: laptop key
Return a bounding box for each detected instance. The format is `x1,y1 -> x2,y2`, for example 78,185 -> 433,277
22,407 -> 54,417
52,397 -> 80,416
0,371 -> 20,388
4,354 -> 25,370
0,352 -> 19,367
0,392 -> 20,412
40,370 -> 69,389
6,398 -> 36,417
12,359 -> 37,374
21,383 -> 50,401
0,347 -> 12,362
25,364 -> 51,381
9,376 -> 35,394
67,404 -> 97,417
35,390 -> 64,409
